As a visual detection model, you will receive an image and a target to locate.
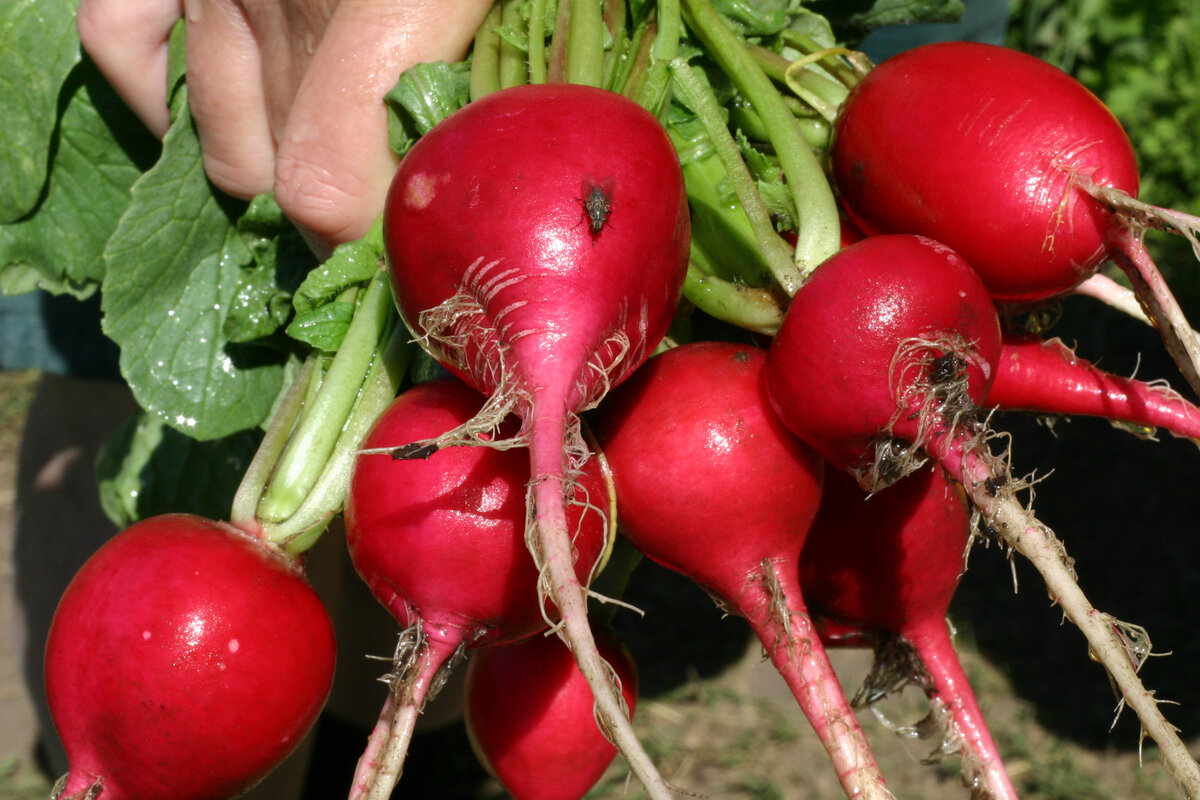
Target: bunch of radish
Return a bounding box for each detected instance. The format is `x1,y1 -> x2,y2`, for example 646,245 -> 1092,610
41,0 -> 1200,797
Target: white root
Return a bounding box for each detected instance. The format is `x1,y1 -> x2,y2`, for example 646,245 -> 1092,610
954,447 -> 1200,797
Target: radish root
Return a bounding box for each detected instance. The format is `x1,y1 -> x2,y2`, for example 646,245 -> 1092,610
349,626 -> 465,800
749,557 -> 898,800
882,340 -> 1200,795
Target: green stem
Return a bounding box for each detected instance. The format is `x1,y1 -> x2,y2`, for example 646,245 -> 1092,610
229,358 -> 317,532
670,58 -> 801,293
256,271 -> 395,524
614,17 -> 654,99
566,0 -> 605,86
779,29 -> 868,87
635,0 -> 682,114
527,0 -> 548,83
270,323 -> 412,554
470,2 -> 503,101
498,0 -> 528,89
601,0 -> 628,92
684,255 -> 785,335
748,43 -> 850,120
669,123 -> 772,287
546,0 -> 571,83
681,0 -> 840,282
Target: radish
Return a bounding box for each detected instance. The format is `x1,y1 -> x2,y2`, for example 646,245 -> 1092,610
802,465 -> 1018,800
343,378 -> 610,798
381,82 -> 689,798
985,330 -> 1200,442
763,233 -> 1200,794
45,513 -> 336,800
464,627 -> 637,800
830,41 -> 1200,395
592,341 -> 900,800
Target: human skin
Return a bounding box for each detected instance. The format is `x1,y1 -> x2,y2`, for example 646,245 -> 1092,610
76,0 -> 493,257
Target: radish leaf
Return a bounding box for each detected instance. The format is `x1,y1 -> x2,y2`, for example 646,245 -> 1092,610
0,0 -> 81,223
101,95 -> 287,440
0,60 -> 156,298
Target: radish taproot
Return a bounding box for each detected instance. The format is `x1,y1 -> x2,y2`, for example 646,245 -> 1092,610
802,465 -> 1018,800
344,378 -> 610,799
45,514 -> 336,800
464,627 -> 638,800
831,41 -> 1200,395
380,82 -> 689,798
763,233 -> 1200,794
986,331 -> 1200,442
592,341 -> 897,800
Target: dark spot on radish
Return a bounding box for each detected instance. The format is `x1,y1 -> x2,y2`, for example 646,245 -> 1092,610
579,176 -> 614,236
984,476 -> 1007,496
930,353 -> 965,385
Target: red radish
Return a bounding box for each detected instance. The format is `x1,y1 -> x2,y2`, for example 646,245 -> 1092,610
45,513 -> 335,800
343,378 -> 610,798
802,465 -> 1018,800
464,628 -> 637,800
381,82 -> 689,798
985,331 -> 1200,442
764,233 -> 1200,794
831,41 -> 1200,393
593,341 -> 898,800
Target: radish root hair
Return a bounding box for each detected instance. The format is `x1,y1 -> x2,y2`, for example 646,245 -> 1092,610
852,636 -> 961,762
863,333 -> 990,491
374,623 -> 465,706
759,556 -> 806,661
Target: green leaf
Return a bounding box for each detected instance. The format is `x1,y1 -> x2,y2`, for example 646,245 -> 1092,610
385,60 -> 473,157
0,0 -> 82,222
102,97 -> 288,440
97,409 -> 262,528
806,0 -> 964,39
0,60 -> 158,298
286,301 -> 357,351
709,0 -> 798,37
223,194 -> 315,342
292,231 -> 382,316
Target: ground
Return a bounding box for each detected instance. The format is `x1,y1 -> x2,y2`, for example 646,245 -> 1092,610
3,293 -> 1199,799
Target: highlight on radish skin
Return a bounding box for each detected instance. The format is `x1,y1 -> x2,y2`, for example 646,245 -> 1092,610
593,341 -> 898,800
344,379 -> 610,799
764,233 -> 1200,795
831,41 -> 1200,395
802,465 -> 1019,800
381,82 -> 689,799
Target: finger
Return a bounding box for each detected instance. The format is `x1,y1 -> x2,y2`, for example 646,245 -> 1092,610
273,0 -> 492,256
77,0 -> 183,137
183,0 -> 276,198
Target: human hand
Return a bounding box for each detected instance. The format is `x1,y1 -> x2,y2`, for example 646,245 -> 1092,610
77,0 -> 493,257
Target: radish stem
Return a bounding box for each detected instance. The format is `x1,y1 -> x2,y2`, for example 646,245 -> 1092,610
498,0 -> 528,89
256,271 -> 395,525
469,2 -> 503,100
566,0 -> 605,87
681,0 -> 840,281
670,58 -> 801,293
